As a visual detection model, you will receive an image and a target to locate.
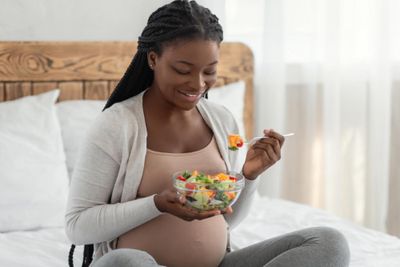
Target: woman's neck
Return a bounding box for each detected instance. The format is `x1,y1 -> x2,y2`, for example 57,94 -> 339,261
143,85 -> 198,122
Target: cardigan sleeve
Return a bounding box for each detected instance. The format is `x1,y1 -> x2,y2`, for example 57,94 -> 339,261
65,108 -> 162,245
223,142 -> 260,229
205,101 -> 261,230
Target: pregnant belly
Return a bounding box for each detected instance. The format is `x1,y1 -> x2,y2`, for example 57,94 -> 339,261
117,214 -> 228,267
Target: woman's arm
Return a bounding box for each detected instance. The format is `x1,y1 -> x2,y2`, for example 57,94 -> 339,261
65,139 -> 162,245
222,137 -> 260,229
64,108 -> 163,245
225,129 -> 285,229
223,177 -> 259,229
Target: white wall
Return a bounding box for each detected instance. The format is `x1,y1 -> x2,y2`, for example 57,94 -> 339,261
0,0 -> 225,41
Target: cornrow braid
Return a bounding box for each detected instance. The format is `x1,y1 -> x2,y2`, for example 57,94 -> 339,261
103,0 -> 223,110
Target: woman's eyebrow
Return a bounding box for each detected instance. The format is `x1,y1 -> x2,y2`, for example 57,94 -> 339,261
175,60 -> 218,66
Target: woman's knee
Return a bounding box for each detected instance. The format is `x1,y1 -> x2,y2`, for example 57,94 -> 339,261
93,248 -> 160,267
311,226 -> 350,266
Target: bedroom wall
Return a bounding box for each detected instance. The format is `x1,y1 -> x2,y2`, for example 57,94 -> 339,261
0,0 -> 225,40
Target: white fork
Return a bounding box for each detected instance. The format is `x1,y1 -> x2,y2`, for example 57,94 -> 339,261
246,133 -> 295,145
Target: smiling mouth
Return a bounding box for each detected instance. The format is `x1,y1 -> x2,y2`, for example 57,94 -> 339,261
177,90 -> 206,103
178,90 -> 205,98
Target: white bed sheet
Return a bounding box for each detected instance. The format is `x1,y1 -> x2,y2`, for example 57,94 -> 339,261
0,227 -> 82,267
231,194 -> 400,267
1,195 -> 399,267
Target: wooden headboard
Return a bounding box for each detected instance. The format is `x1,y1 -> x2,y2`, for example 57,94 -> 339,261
0,41 -> 254,138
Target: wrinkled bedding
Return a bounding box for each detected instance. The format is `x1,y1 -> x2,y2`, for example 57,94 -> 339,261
1,195 -> 399,267
231,195 -> 400,267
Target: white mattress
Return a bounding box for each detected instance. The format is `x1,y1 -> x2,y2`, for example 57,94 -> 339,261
1,195 -> 399,267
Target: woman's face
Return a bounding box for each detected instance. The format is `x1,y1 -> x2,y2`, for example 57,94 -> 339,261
149,39 -> 219,110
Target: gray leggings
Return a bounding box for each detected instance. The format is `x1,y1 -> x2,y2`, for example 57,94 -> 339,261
92,226 -> 350,267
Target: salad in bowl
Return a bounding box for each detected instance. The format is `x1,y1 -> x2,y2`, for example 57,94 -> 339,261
172,170 -> 245,211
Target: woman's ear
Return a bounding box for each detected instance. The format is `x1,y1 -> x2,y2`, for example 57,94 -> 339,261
147,51 -> 158,70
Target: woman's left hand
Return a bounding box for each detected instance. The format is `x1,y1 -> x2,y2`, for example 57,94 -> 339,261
242,129 -> 285,180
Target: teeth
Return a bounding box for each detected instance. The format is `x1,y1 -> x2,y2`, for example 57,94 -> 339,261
179,90 -> 205,99
182,92 -> 200,97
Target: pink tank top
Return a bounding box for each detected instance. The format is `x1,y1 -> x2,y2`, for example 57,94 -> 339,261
117,137 -> 228,267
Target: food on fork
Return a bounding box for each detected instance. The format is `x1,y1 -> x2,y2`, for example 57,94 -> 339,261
228,132 -> 295,151
228,134 -> 244,151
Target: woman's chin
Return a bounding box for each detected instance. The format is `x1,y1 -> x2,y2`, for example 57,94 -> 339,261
177,101 -> 200,111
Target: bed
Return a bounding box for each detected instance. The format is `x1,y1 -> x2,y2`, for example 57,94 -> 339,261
0,41 -> 399,267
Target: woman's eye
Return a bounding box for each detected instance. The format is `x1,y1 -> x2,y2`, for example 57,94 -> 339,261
205,71 -> 216,75
174,68 -> 190,75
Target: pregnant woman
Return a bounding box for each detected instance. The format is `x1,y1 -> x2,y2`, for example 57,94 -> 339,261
65,1 -> 350,266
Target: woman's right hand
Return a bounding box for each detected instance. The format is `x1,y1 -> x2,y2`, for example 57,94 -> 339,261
154,188 -> 228,221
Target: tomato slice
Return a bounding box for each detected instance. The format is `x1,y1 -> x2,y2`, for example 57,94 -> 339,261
185,183 -> 196,190
236,140 -> 244,147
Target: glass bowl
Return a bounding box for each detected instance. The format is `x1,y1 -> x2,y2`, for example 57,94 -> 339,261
172,170 -> 245,211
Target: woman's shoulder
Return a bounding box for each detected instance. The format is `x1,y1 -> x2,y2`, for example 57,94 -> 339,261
99,95 -> 143,124
105,94 -> 142,117
85,95 -> 144,141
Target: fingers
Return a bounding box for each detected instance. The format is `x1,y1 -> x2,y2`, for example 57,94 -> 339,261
253,138 -> 281,161
258,138 -> 281,155
252,143 -> 278,162
221,206 -> 233,214
165,190 -> 186,204
263,129 -> 285,147
164,190 -> 223,221
179,207 -> 221,221
251,129 -> 284,159
162,189 -> 233,221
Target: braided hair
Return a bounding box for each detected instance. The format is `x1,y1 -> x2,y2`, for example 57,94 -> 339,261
103,0 -> 223,111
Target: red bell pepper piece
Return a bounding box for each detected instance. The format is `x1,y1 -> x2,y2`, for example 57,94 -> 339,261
177,175 -> 186,181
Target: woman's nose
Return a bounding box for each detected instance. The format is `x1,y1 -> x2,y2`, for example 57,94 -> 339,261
191,73 -> 206,90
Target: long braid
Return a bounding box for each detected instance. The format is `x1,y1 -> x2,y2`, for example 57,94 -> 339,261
103,51 -> 151,111
82,244 -> 93,267
68,244 -> 75,267
103,0 -> 223,110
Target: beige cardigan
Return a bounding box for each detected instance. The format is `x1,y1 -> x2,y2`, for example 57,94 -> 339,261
65,90 -> 259,262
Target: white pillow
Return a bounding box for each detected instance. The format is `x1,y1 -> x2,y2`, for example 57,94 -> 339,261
208,80 -> 246,136
0,90 -> 69,232
56,100 -> 106,180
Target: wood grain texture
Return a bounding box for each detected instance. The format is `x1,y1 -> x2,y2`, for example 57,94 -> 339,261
5,82 -> 31,101
32,82 -> 57,95
0,41 -> 254,137
0,42 -> 134,81
84,81 -> 109,100
108,80 -> 119,95
58,82 -> 84,101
